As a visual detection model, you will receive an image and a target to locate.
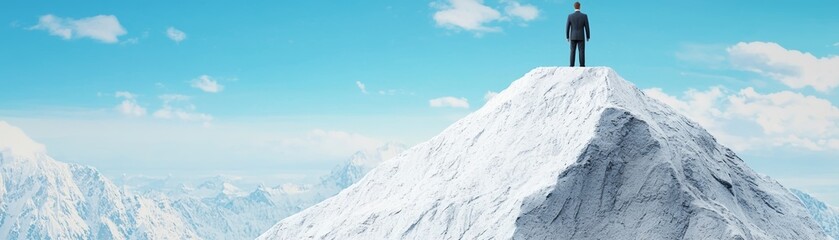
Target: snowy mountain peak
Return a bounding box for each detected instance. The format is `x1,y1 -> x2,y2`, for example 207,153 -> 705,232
260,67 -> 828,239
0,121 -> 198,239
321,143 -> 407,189
0,121 -> 46,159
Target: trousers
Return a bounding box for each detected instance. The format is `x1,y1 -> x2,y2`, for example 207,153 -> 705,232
570,40 -> 585,67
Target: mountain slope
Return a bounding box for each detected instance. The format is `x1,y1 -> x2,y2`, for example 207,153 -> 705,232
793,189 -> 839,239
0,122 -> 198,240
259,67 -> 828,239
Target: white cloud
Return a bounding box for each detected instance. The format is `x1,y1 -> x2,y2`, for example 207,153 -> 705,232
121,37 -> 139,45
643,87 -> 725,129
644,87 -> 839,151
834,42 -> 839,47
728,41 -> 839,92
356,81 -> 368,94
30,14 -> 126,43
166,27 -> 186,43
430,96 -> 470,108
727,87 -> 839,138
431,0 -> 539,33
114,91 -> 146,117
484,91 -> 499,101
191,75 -> 224,93
153,94 -> 213,126
433,0 -> 502,32
504,1 -> 539,21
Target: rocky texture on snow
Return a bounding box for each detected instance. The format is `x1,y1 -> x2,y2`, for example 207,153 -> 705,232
259,67 -> 828,240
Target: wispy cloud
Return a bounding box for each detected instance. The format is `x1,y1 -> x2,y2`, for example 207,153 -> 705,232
114,91 -> 146,117
431,0 -> 539,34
429,96 -> 470,108
152,94 -> 213,127
674,43 -> 727,67
484,91 -> 498,101
30,14 -> 126,43
191,75 -> 224,93
728,41 -> 839,92
356,81 -> 368,94
379,89 -> 413,96
166,27 -> 186,43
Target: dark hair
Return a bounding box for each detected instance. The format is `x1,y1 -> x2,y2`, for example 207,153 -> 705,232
574,2 -> 581,9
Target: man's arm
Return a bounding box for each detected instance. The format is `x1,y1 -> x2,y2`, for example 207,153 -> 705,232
584,15 -> 590,40
566,15 -> 571,41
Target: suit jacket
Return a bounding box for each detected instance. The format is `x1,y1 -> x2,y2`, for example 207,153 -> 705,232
566,11 -> 590,40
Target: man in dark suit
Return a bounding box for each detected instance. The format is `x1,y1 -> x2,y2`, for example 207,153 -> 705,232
566,2 -> 590,67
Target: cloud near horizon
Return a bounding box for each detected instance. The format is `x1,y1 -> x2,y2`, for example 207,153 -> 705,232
484,91 -> 499,101
644,87 -> 839,151
114,91 -> 147,117
30,14 -> 126,43
728,41 -> 839,92
429,96 -> 470,108
152,94 -> 213,127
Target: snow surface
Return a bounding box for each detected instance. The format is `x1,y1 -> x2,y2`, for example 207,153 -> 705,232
259,67 -> 829,240
0,122 -> 199,240
793,189 -> 839,239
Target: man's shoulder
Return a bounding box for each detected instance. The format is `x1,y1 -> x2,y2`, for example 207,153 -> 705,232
570,12 -> 587,17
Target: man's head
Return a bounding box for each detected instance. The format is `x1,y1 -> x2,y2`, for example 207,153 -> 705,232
574,2 -> 581,10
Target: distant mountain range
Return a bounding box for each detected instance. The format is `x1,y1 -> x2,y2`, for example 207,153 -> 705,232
0,121 -> 197,239
0,120 -> 406,239
2,68 -> 837,239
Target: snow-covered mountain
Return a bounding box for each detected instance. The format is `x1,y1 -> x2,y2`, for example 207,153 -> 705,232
320,142 -> 406,190
259,67 -> 828,239
0,121 -> 198,239
793,189 -> 839,239
0,119 -> 406,240
155,143 -> 407,240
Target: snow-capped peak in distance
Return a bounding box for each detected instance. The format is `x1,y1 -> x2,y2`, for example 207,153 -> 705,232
0,121 -> 197,239
0,121 -> 46,159
348,142 -> 405,167
321,142 -> 407,189
792,189 -> 839,239
259,67 -> 829,239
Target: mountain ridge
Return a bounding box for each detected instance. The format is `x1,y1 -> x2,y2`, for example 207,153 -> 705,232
0,122 -> 198,239
259,67 -> 828,239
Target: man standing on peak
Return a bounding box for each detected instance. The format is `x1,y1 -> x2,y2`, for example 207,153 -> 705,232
566,1 -> 590,67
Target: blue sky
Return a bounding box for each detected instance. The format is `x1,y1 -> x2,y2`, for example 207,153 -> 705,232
1,1 -> 838,203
